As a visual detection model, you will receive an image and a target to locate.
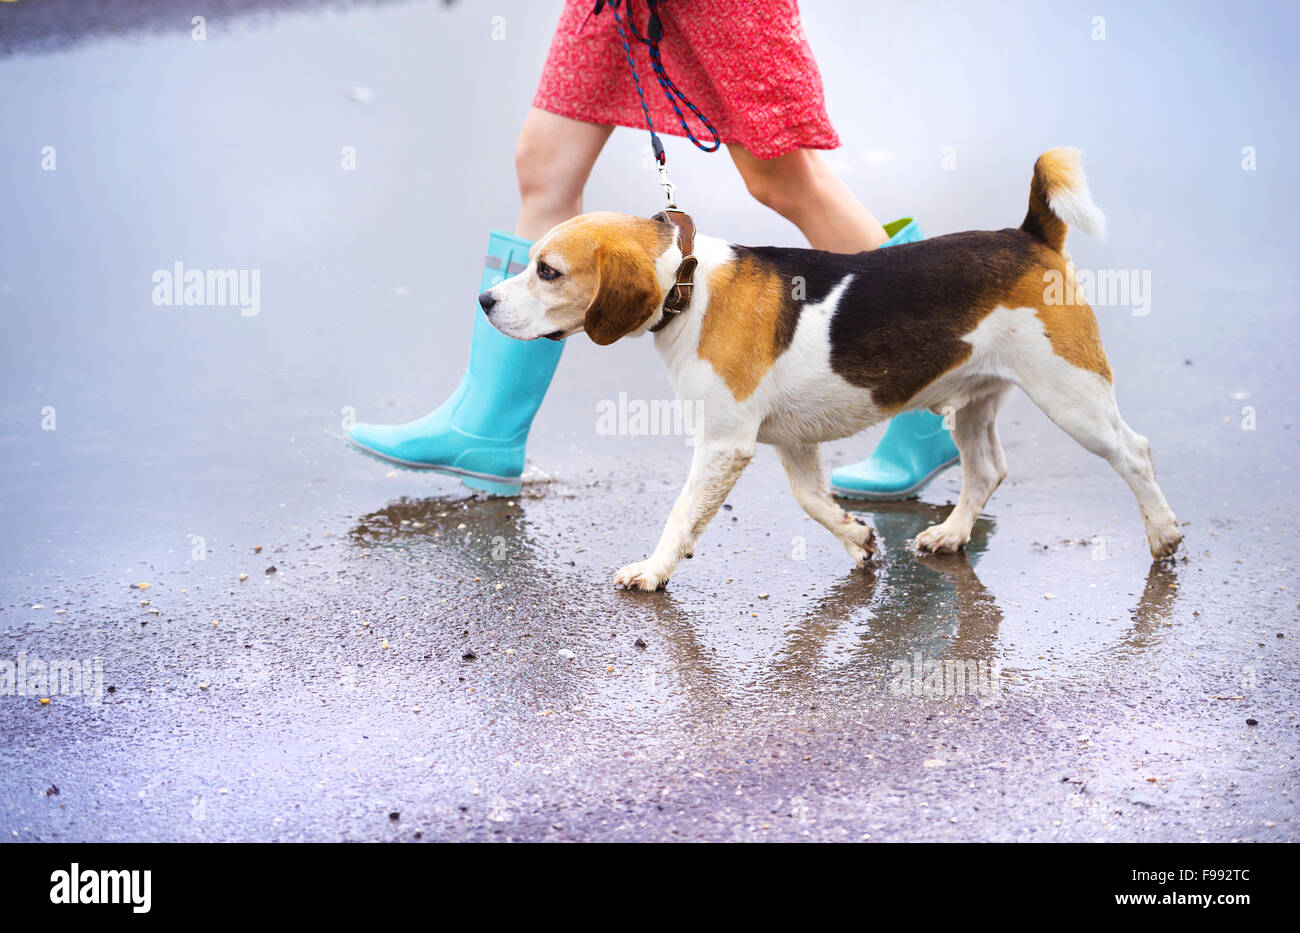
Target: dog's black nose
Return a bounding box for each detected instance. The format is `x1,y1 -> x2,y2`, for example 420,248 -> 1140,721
478,291 -> 497,312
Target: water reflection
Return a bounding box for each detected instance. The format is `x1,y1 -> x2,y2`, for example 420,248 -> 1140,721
760,503 -> 1003,697
347,492 -> 1179,716
1113,561 -> 1183,656
349,492 -> 530,578
347,493 -> 598,714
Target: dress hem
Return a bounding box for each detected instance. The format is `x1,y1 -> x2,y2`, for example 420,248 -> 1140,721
532,97 -> 841,161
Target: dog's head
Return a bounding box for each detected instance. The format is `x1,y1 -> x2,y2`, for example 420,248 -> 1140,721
479,212 -> 674,345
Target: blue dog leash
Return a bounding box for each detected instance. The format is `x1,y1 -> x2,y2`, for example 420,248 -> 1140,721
594,0 -> 720,208
591,0 -> 710,326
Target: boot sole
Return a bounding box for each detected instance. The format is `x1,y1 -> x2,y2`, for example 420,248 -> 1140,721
831,456 -> 959,502
345,436 -> 523,497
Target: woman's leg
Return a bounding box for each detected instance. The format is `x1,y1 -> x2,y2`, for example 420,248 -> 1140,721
515,108 -> 615,239
727,145 -> 888,251
346,109 -> 614,496
728,145 -> 959,500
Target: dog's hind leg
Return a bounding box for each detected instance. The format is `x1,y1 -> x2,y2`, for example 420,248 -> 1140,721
776,443 -> 878,566
615,437 -> 756,591
1018,364 -> 1181,559
915,389 -> 1010,554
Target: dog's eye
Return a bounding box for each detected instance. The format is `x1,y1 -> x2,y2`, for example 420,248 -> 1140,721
536,261 -> 562,281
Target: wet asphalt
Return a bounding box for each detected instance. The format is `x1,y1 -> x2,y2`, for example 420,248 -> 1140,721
1,0 -> 1297,841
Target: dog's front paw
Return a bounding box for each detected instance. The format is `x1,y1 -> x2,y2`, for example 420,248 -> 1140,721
1147,522 -> 1183,560
915,522 -> 969,554
614,560 -> 670,591
841,517 -> 878,567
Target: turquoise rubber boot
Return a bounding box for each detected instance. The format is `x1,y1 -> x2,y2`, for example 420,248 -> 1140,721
346,230 -> 563,496
830,218 -> 960,501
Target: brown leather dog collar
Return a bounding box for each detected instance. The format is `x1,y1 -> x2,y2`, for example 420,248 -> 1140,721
649,209 -> 697,332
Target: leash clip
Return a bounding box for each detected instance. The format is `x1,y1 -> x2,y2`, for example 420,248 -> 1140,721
657,161 -> 677,209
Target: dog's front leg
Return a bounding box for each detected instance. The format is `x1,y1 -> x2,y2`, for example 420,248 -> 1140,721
614,438 -> 755,591
776,443 -> 878,567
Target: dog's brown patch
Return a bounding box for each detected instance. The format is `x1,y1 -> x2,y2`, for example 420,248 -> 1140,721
1015,262 -> 1112,381
582,240 -> 663,346
697,254 -> 792,401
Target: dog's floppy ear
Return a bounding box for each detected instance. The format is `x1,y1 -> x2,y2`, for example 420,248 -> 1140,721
583,241 -> 663,346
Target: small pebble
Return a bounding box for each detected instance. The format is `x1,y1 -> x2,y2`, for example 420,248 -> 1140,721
558,649 -> 576,661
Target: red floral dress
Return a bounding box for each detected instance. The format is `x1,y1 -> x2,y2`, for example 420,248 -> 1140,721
532,0 -> 840,160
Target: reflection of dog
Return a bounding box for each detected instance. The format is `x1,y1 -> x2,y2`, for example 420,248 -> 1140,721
480,149 -> 1181,590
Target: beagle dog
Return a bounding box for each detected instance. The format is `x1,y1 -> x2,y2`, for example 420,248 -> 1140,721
479,148 -> 1182,590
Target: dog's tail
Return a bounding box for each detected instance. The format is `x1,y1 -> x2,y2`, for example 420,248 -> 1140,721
1021,147 -> 1105,252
